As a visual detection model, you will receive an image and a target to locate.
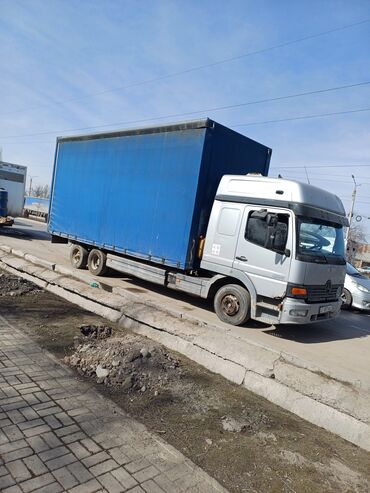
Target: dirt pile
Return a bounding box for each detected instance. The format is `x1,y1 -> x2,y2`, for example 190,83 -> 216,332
0,272 -> 41,297
64,325 -> 184,393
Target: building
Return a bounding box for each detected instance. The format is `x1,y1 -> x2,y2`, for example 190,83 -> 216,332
347,241 -> 370,269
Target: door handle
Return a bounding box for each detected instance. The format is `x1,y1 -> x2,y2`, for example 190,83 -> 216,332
235,256 -> 248,261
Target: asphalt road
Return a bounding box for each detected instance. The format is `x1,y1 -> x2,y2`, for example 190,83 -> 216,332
1,217 -> 369,389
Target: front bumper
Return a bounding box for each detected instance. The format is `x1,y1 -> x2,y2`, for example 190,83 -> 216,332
279,297 -> 342,324
351,291 -> 370,311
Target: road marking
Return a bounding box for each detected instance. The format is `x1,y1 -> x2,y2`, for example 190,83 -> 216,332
350,325 -> 370,334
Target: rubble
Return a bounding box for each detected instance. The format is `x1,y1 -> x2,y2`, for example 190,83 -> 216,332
0,272 -> 41,296
64,327 -> 183,394
221,411 -> 271,433
79,324 -> 112,338
221,416 -> 249,433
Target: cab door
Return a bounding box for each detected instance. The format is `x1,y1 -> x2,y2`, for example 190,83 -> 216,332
233,206 -> 293,299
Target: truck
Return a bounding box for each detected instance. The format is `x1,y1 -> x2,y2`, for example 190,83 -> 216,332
48,118 -> 348,326
0,161 -> 27,220
23,197 -> 50,222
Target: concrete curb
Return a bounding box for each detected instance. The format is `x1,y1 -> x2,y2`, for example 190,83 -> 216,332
1,245 -> 369,452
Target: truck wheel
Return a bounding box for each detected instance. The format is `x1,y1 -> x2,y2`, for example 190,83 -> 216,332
70,244 -> 88,269
341,288 -> 352,310
214,284 -> 250,326
87,249 -> 107,276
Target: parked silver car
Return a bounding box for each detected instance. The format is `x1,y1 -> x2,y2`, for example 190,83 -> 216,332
342,263 -> 370,311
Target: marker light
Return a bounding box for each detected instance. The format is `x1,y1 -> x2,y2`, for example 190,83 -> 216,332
291,287 -> 307,296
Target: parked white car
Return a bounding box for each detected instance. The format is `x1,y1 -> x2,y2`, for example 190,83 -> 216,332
342,263 -> 370,311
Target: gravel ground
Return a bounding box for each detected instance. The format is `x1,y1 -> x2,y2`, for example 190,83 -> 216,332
1,270 -> 369,493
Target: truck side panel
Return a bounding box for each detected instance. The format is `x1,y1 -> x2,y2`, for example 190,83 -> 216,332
49,119 -> 272,271
50,129 -> 206,268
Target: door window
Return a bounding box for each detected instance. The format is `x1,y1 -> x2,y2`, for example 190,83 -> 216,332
217,207 -> 241,236
245,210 -> 289,253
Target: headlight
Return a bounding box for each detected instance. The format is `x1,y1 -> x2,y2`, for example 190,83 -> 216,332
356,283 -> 370,293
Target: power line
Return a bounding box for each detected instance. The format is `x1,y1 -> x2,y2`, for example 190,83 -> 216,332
2,18 -> 369,118
271,174 -> 370,185
39,79 -> 368,128
342,199 -> 370,204
233,107 -> 370,127
271,168 -> 370,178
2,102 -> 370,141
272,169 -> 370,180
270,165 -> 370,171
271,163 -> 370,169
0,141 -> 54,145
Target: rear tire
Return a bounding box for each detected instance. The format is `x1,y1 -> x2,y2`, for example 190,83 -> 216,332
87,249 -> 107,276
70,244 -> 88,270
214,284 -> 250,326
341,288 -> 352,310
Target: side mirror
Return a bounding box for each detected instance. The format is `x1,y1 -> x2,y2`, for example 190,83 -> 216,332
264,213 -> 278,249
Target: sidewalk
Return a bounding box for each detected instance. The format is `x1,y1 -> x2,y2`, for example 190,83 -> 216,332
0,314 -> 227,493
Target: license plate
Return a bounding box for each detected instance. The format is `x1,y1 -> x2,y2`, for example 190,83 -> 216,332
319,305 -> 333,314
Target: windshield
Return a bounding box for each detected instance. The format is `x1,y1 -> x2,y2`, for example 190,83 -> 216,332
297,218 -> 345,264
346,263 -> 366,278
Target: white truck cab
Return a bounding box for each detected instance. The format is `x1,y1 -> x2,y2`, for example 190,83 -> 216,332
201,175 -> 348,325
63,172 -> 348,328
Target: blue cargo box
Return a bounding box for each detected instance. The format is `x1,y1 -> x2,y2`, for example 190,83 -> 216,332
49,119 -> 271,270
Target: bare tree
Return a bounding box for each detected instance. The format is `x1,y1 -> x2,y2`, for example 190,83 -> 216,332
32,184 -> 50,199
348,220 -> 367,243
346,215 -> 367,263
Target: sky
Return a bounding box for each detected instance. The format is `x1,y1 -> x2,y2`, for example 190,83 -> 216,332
1,0 -> 369,238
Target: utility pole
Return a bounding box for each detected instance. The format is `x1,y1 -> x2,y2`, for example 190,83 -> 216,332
345,175 -> 358,244
345,175 -> 359,264
28,176 -> 38,197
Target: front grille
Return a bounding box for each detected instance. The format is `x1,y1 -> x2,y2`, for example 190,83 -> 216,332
306,284 -> 342,303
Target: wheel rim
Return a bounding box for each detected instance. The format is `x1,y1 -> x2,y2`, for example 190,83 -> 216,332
91,254 -> 100,270
72,249 -> 81,264
341,290 -> 349,304
221,294 -> 240,316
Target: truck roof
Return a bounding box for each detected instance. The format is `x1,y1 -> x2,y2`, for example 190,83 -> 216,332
57,118 -> 214,142
56,118 -> 270,151
216,175 -> 348,226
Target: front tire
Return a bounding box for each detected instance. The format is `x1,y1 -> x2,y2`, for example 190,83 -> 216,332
70,244 -> 88,269
214,284 -> 250,326
341,288 -> 352,310
87,249 -> 107,276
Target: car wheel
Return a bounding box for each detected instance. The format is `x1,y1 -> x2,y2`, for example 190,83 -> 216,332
87,249 -> 108,276
70,244 -> 88,269
341,288 -> 352,310
214,284 -> 250,326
